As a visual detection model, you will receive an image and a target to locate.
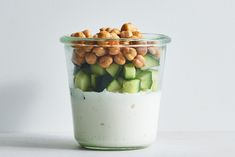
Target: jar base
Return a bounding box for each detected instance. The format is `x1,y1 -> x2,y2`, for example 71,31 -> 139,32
79,143 -> 149,151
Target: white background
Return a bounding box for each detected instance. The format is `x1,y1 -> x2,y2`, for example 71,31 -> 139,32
0,0 -> 234,134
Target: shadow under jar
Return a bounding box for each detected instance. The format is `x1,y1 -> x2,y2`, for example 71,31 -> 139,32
60,33 -> 171,150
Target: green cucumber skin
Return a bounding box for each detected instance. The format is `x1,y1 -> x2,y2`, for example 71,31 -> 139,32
91,64 -> 106,76
150,70 -> 158,91
141,54 -> 159,70
91,74 -> 97,90
107,80 -> 122,92
124,63 -> 136,79
106,63 -> 121,77
95,74 -> 113,92
136,70 -> 153,90
122,79 -> 140,93
74,71 -> 91,91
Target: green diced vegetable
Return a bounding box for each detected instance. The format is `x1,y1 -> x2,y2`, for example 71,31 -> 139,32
74,71 -> 90,91
136,70 -> 152,90
141,54 -> 159,70
91,64 -> 106,76
106,63 -> 121,77
107,80 -> 122,92
124,63 -> 136,79
122,79 -> 140,93
95,74 -> 113,92
91,74 -> 97,89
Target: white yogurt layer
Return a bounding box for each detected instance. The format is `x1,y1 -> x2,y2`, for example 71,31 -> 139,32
70,88 -> 161,148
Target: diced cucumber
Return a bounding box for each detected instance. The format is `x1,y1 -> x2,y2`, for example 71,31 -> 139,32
122,79 -> 140,93
106,63 -> 121,77
95,74 -> 113,92
91,74 -> 97,89
80,63 -> 91,74
74,71 -> 90,91
117,77 -> 124,85
124,63 -> 136,79
136,70 -> 152,90
141,54 -> 159,70
91,64 -> 106,76
107,80 -> 121,92
150,70 -> 159,91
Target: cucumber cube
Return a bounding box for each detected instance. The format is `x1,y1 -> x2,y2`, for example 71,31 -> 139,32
106,63 -> 121,77
91,74 -> 97,89
136,70 -> 153,90
107,80 -> 121,92
91,64 -> 106,76
141,54 -> 159,70
95,74 -> 113,92
124,63 -> 136,79
122,79 -> 140,93
74,71 -> 90,91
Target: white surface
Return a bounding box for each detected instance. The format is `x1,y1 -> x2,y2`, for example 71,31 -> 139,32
71,89 -> 160,147
0,0 -> 235,133
0,132 -> 235,157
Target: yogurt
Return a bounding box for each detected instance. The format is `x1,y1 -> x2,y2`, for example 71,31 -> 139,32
70,88 -> 161,148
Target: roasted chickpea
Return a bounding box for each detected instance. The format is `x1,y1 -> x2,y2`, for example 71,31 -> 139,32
74,48 -> 86,57
132,31 -> 143,38
110,28 -> 121,35
98,31 -> 111,38
82,29 -> 92,38
71,32 -> 86,38
114,53 -> 126,65
122,47 -> 137,61
120,31 -> 133,38
72,53 -> 85,65
136,47 -> 147,56
108,47 -> 120,55
99,55 -> 113,68
92,47 -> 106,56
148,46 -> 161,59
85,53 -> 97,64
121,23 -> 138,32
133,55 -> 145,68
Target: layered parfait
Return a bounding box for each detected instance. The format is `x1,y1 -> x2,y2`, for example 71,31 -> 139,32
60,23 -> 170,150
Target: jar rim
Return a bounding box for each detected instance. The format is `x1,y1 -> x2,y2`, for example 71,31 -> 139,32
60,33 -> 171,46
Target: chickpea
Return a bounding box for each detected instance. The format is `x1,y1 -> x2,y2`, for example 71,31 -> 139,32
82,29 -> 92,38
136,47 -> 147,56
93,34 -> 98,38
99,27 -> 108,31
82,46 -> 93,52
110,28 -> 121,35
133,55 -> 145,68
120,31 -> 133,38
105,27 -> 113,32
120,41 -> 129,45
132,31 -> 143,38
110,32 -> 120,39
85,53 -> 97,64
71,32 -> 86,38
72,53 -> 85,65
99,55 -> 113,68
108,47 -> 120,55
74,48 -> 86,57
148,46 -> 161,59
114,53 -> 126,65
92,47 -> 106,56
121,23 -> 138,32
122,47 -> 137,61
98,31 -> 111,38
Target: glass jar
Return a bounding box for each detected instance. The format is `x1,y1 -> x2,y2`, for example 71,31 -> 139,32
60,33 -> 171,150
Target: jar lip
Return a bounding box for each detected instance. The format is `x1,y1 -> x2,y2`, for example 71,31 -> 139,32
60,33 -> 171,46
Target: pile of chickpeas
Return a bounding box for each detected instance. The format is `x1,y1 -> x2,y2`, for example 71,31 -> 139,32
71,23 -> 160,68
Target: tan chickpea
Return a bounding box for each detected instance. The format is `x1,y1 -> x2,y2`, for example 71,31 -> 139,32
120,31 -> 133,38
148,46 -> 161,59
122,47 -> 137,61
108,47 -> 120,55
105,27 -> 113,32
136,47 -> 147,56
92,47 -> 106,56
99,55 -> 113,68
74,48 -> 86,57
114,53 -> 126,65
82,29 -> 92,38
93,34 -> 98,38
110,32 -> 120,39
72,53 -> 85,65
132,31 -> 143,38
85,53 -> 97,64
82,46 -> 93,52
98,31 -> 111,38
133,55 -> 145,68
110,28 -> 121,35
121,23 -> 138,32
71,32 -> 86,38
99,27 -> 108,31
